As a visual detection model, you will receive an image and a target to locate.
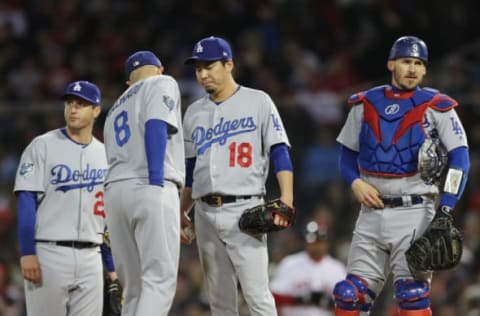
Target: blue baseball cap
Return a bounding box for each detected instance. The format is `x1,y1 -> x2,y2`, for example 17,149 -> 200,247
184,36 -> 233,65
125,50 -> 162,79
62,80 -> 101,105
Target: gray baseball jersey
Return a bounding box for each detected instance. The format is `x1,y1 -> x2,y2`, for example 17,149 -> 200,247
184,86 -> 290,199
14,128 -> 107,243
104,74 -> 185,188
103,74 -> 184,316
14,128 -> 107,316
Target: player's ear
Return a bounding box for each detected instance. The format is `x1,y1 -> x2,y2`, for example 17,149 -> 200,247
387,60 -> 394,72
225,59 -> 234,72
93,105 -> 101,119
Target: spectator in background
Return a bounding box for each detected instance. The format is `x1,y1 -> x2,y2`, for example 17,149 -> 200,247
271,221 -> 346,316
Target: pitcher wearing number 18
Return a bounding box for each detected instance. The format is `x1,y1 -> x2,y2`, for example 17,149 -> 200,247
103,51 -> 185,316
180,36 -> 294,316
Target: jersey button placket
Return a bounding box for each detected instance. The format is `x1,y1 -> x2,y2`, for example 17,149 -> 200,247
210,105 -> 220,189
78,149 -> 85,238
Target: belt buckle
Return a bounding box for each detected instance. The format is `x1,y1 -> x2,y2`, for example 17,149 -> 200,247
402,195 -> 413,207
214,195 -> 223,207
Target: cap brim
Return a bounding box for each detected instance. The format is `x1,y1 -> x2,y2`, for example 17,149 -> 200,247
62,93 -> 99,105
184,57 -> 198,65
184,56 -> 230,65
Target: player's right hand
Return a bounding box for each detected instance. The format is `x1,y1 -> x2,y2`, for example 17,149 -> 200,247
351,179 -> 384,209
20,255 -> 42,284
180,211 -> 195,245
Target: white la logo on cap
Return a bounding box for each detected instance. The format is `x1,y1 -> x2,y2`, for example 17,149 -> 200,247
196,43 -> 204,53
73,82 -> 82,92
133,61 -> 140,67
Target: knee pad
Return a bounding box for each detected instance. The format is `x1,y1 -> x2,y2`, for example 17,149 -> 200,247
333,274 -> 376,312
394,279 -> 430,310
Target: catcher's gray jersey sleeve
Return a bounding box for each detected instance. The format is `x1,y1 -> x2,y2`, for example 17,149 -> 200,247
425,108 -> 468,151
336,104 -> 363,151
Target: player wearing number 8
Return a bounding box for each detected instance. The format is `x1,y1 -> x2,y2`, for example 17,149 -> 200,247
180,36 -> 294,316
14,80 -> 119,315
103,51 -> 185,316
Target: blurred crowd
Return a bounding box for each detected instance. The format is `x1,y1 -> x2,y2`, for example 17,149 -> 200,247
1,0 -> 480,315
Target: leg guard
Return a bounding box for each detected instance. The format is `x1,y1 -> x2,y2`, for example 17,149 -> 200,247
333,274 -> 376,314
394,279 -> 431,315
399,309 -> 432,316
334,307 -> 360,316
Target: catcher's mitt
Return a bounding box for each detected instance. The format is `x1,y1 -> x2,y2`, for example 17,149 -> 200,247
405,206 -> 463,272
238,199 -> 295,235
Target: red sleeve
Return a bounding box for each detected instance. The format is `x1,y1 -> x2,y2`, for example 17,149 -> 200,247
272,292 -> 298,307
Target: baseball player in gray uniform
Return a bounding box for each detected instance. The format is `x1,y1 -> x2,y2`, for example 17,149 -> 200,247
14,81 -> 117,316
103,51 -> 185,316
180,36 -> 294,316
333,36 -> 470,316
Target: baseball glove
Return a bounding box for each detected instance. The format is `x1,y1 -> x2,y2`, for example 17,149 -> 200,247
106,278 -> 122,315
405,206 -> 463,272
238,199 -> 295,235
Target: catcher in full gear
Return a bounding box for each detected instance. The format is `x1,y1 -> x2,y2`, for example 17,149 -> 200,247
334,36 -> 470,316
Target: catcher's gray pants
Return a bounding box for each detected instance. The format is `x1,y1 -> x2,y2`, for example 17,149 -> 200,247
346,198 -> 435,297
194,196 -> 277,316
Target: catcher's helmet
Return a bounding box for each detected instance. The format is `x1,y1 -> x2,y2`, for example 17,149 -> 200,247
304,221 -> 328,243
388,36 -> 428,63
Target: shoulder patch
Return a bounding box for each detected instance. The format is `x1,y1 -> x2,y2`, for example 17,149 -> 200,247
19,162 -> 34,177
163,95 -> 175,111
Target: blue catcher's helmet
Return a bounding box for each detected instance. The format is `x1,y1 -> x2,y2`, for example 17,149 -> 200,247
388,36 -> 428,63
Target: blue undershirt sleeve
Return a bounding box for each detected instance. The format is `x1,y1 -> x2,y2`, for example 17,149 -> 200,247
16,191 -> 37,256
145,119 -> 167,186
185,158 -> 196,188
339,145 -> 360,186
270,144 -> 293,173
439,146 -> 470,209
100,242 -> 115,272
